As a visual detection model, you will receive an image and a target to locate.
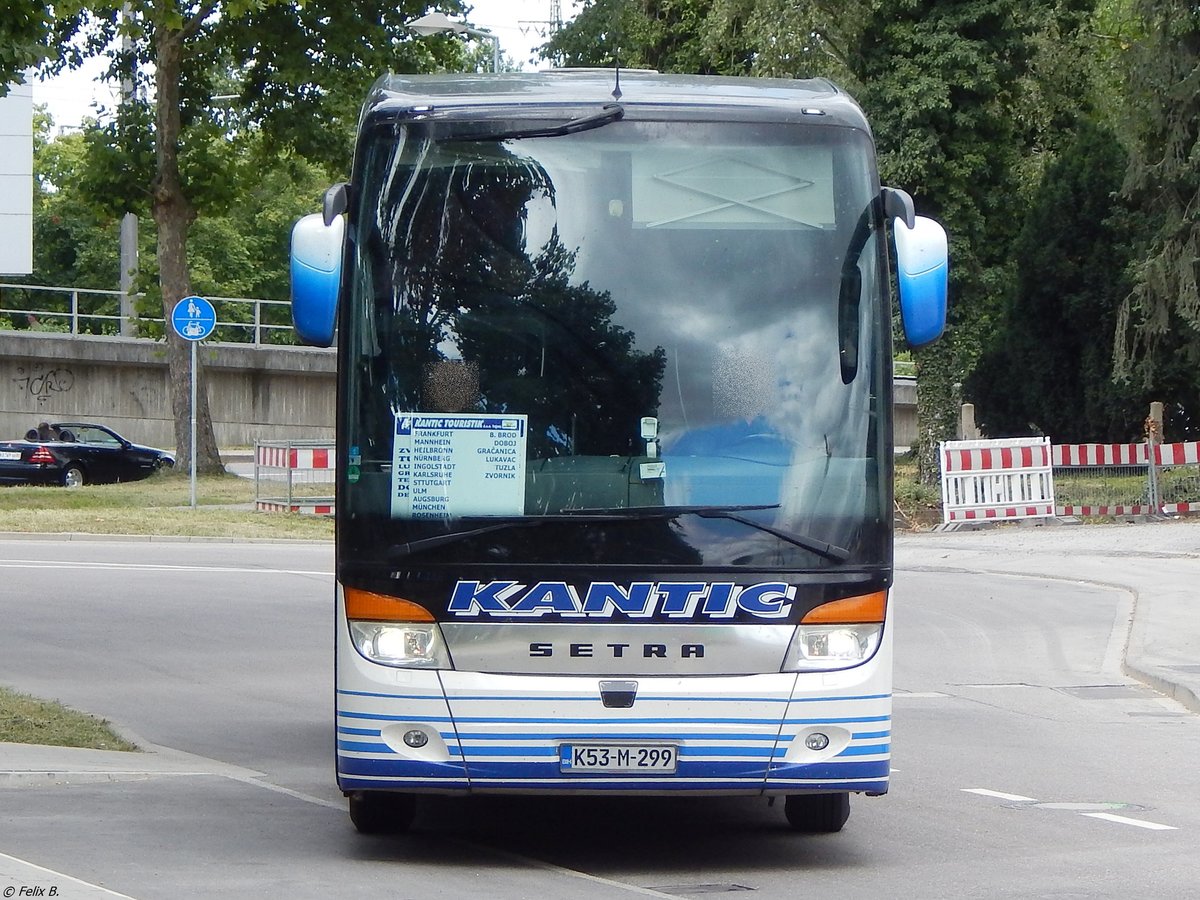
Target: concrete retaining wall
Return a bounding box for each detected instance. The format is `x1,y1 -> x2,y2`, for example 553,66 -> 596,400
894,376 -> 916,450
0,332 -> 335,450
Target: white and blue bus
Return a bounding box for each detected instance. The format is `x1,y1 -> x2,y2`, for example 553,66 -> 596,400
291,70 -> 946,835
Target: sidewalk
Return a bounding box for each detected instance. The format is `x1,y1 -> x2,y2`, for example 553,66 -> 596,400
0,738 -> 266,788
3,518 -> 1198,780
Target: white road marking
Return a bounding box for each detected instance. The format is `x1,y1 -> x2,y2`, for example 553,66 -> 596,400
1083,812 -> 1177,831
962,788 -> 1039,802
451,838 -> 681,898
0,850 -> 140,898
0,559 -> 330,577
963,790 -> 1178,831
223,774 -> 345,811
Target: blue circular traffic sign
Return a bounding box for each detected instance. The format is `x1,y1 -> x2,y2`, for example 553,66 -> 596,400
171,296 -> 216,341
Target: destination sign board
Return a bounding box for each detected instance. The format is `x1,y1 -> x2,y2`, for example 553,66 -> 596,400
391,413 -> 528,519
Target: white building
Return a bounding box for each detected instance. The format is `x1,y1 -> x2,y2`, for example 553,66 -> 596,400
0,81 -> 33,275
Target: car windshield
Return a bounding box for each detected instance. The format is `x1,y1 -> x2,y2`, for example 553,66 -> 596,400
339,116 -> 891,569
70,426 -> 120,446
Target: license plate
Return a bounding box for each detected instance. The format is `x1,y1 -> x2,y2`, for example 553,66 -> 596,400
560,743 -> 677,774
0,451 -> 21,461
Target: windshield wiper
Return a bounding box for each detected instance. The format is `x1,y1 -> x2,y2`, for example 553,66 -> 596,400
562,505 -> 850,562
694,509 -> 851,563
456,103 -> 624,142
388,503 -> 850,563
390,519 -> 551,557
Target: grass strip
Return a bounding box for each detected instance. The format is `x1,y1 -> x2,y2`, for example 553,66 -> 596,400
0,471 -> 333,540
0,686 -> 138,751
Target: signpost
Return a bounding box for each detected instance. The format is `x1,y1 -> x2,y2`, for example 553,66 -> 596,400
170,296 -> 217,509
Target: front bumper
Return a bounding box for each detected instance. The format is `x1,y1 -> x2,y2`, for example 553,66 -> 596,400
336,624 -> 892,796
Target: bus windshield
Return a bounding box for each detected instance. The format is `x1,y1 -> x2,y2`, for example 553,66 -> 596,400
341,116 -> 891,570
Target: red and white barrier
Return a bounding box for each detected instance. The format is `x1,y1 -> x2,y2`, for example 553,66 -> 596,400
1052,440 -> 1200,468
255,500 -> 335,516
254,440 -> 335,516
1052,443 -> 1147,467
1152,441 -> 1200,467
1056,503 -> 1155,518
1051,440 -> 1200,518
256,444 -> 334,470
939,438 -> 1055,524
942,438 -> 1200,522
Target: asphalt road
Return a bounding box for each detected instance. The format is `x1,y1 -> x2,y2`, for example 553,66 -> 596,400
0,537 -> 1196,899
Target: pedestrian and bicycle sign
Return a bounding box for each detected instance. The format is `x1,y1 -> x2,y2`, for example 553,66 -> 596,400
170,295 -> 216,510
171,295 -> 216,342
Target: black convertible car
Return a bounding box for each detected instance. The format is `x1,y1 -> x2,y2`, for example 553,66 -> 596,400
0,422 -> 175,487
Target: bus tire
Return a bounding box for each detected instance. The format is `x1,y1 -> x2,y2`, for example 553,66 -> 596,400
348,791 -> 416,835
784,792 -> 850,833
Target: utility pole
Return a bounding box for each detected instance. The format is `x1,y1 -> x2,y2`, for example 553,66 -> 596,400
118,2 -> 138,336
520,0 -> 565,66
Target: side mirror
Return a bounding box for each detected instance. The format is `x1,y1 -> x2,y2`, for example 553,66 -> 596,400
893,215 -> 948,348
290,212 -> 344,347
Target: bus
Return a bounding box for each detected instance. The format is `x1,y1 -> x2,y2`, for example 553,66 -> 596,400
290,70 -> 947,835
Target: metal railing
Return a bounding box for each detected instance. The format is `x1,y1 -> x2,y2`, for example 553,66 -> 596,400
1052,464 -> 1153,516
0,282 -> 297,347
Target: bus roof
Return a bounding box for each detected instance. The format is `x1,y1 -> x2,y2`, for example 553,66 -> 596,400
365,70 -> 870,131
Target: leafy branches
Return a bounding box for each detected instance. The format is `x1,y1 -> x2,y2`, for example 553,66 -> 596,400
1115,0 -> 1200,388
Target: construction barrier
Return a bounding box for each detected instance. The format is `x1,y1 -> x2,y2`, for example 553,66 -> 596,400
941,437 -> 1200,522
256,500 -> 335,515
1150,440 -> 1200,516
1052,440 -> 1200,517
255,439 -> 335,515
939,437 -> 1056,524
1051,442 -> 1155,518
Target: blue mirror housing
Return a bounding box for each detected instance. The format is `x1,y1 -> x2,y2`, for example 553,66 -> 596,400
894,215 -> 948,348
290,213 -> 344,347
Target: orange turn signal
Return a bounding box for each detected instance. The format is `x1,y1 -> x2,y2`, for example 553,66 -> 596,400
344,587 -> 435,622
800,590 -> 887,624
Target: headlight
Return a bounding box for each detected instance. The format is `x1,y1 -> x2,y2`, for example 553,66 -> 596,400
782,624 -> 882,671
349,621 -> 452,669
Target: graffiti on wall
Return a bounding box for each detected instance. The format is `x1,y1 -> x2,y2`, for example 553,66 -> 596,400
12,366 -> 75,407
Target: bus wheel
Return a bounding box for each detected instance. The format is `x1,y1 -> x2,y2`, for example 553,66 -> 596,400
784,793 -> 850,833
348,791 -> 416,835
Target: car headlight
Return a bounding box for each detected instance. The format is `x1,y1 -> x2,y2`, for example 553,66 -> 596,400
349,621 -> 451,668
781,590 -> 886,672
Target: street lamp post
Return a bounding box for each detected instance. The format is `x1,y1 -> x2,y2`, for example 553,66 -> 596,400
407,12 -> 501,73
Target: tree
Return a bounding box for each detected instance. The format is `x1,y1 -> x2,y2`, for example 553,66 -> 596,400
544,0 -> 864,77
842,1 -> 1102,481
2,1 -> 463,471
19,111 -> 338,344
28,110 -> 125,293
1114,0 -> 1200,392
545,0 -> 732,72
966,121 -> 1145,441
549,0 -> 1098,481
